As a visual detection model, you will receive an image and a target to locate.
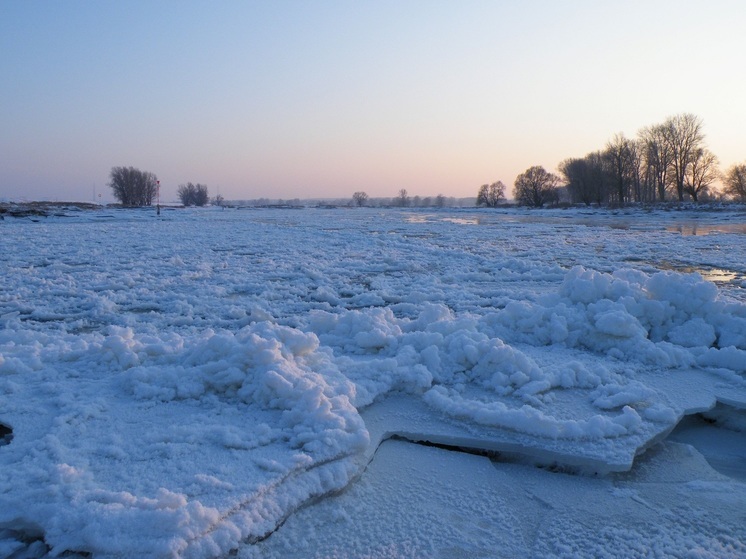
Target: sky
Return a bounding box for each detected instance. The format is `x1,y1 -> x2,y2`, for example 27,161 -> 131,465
1,0 -> 745,203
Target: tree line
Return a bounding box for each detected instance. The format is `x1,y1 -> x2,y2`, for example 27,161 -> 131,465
351,189 -> 454,208
477,113 -> 746,207
109,115 -> 746,209
108,167 -> 213,207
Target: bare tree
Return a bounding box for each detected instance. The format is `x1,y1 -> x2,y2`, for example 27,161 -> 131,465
476,181 -> 506,207
604,133 -> 637,206
661,113 -> 706,201
514,166 -> 560,207
628,140 -> 645,202
178,182 -> 209,206
352,191 -> 369,207
109,166 -> 158,207
194,184 -> 209,206
586,151 -> 610,205
684,148 -> 719,202
723,163 -> 746,201
476,184 -> 489,206
559,154 -> 604,206
396,188 -> 410,207
559,158 -> 586,205
639,124 -> 672,201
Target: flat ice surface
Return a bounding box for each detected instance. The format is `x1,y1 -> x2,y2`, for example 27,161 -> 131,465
242,438 -> 746,559
1,205 -> 745,557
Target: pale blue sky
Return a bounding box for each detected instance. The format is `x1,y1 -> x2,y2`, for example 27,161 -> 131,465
1,0 -> 744,202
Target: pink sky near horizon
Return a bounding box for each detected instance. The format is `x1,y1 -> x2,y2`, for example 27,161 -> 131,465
1,1 -> 745,203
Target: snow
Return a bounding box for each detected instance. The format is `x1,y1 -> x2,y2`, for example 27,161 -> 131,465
1,205 -> 745,557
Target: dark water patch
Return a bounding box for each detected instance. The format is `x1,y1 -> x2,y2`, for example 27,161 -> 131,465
0,422 -> 12,446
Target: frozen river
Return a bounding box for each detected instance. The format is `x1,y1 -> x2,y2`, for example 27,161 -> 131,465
1,204 -> 745,558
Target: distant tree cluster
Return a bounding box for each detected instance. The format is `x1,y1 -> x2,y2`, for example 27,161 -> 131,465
108,166 -> 158,207
177,182 -> 209,206
346,191 -> 459,208
476,181 -> 506,207
352,191 -> 369,206
724,163 -> 746,201
396,189 -> 410,207
560,113 -> 720,205
477,112 -> 745,208
386,190 -> 453,208
514,167 -> 560,207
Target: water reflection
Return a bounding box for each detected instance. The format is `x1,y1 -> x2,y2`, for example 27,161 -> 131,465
658,262 -> 742,285
703,269 -> 740,283
442,217 -> 479,225
666,223 -> 746,235
400,210 -> 746,237
405,215 -> 431,223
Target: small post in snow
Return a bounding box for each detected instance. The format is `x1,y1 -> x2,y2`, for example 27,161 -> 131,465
156,180 -> 161,216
